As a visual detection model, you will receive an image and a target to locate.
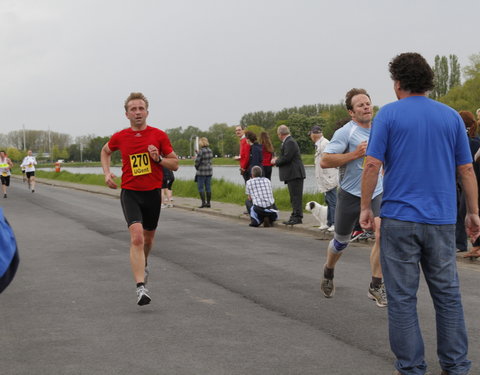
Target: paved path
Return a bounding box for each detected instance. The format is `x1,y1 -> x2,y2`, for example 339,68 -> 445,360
1,177 -> 479,375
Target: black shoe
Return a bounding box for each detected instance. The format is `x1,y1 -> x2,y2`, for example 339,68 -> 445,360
3,194 -> 6,198
263,217 -> 272,227
283,218 -> 302,225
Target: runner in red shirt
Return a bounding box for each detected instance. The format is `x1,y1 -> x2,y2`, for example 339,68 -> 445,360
101,92 -> 178,306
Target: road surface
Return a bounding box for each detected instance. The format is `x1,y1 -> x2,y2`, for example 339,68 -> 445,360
1,180 -> 479,374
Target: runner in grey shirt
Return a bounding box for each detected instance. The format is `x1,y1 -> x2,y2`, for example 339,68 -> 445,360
319,88 -> 386,307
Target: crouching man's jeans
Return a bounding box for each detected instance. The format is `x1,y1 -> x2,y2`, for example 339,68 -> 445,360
380,218 -> 471,375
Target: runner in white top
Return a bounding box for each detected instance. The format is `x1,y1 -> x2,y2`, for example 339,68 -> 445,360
21,150 -> 37,192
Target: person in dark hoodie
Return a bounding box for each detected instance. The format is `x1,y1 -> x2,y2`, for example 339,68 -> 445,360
244,131 -> 263,180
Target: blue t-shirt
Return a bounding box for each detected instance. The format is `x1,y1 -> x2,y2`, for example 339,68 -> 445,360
324,120 -> 383,198
367,96 -> 472,224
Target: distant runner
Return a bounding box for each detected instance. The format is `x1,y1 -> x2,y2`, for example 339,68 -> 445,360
21,150 -> 37,192
0,151 -> 13,199
101,92 -> 179,306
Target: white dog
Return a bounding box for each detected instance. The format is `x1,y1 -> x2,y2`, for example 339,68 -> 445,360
305,201 -> 329,230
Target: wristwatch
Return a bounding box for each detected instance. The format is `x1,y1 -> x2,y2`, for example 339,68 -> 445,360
157,156 -> 163,164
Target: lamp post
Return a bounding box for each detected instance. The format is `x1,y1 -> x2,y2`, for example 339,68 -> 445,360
189,135 -> 194,158
189,135 -> 198,158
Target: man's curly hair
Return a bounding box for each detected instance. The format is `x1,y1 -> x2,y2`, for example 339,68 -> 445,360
389,53 -> 434,94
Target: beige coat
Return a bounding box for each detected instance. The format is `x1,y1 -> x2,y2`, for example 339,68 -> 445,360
315,137 -> 338,193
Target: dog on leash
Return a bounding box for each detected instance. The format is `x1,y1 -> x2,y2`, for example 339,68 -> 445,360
305,201 -> 328,229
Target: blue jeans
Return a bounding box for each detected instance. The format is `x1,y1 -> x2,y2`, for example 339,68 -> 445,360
324,187 -> 337,227
381,218 -> 470,375
196,175 -> 211,193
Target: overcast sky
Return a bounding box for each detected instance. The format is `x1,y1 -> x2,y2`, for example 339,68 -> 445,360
1,0 -> 479,139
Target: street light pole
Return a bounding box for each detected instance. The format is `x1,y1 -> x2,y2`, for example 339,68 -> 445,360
23,124 -> 26,151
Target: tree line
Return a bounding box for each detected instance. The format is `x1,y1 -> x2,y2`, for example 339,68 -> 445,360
1,53 -> 479,163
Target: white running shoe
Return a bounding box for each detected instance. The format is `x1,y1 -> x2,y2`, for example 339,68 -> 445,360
136,285 -> 151,306
327,225 -> 335,232
319,224 -> 329,230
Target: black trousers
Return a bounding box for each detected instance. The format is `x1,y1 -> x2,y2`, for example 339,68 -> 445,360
286,178 -> 304,219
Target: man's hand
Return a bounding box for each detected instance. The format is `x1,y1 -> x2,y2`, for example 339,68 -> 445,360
104,172 -> 118,189
271,157 -> 277,164
465,213 -> 480,242
359,208 -> 375,231
355,141 -> 368,158
148,144 -> 160,163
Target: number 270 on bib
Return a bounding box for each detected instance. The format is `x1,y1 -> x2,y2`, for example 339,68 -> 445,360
129,152 -> 152,176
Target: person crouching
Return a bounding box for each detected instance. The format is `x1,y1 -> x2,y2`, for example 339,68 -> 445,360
245,166 -> 278,227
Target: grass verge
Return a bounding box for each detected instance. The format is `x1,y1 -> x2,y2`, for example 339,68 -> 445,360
24,170 -> 325,211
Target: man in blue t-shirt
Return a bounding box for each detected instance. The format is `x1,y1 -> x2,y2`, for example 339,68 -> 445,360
360,52 -> 480,375
320,88 -> 385,308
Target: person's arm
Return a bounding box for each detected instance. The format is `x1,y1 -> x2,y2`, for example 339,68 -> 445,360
274,139 -> 297,166
148,145 -> 179,171
7,158 -> 13,168
161,151 -> 179,171
240,141 -> 250,170
320,141 -> 367,168
359,155 -> 382,231
458,163 -> 480,242
100,142 -> 117,189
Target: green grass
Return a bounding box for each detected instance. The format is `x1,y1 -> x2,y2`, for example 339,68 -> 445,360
13,162 -> 323,211
32,170 -> 122,187
174,178 -> 324,211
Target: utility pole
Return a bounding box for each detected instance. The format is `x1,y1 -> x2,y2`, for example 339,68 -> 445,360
48,128 -> 52,163
23,124 -> 26,151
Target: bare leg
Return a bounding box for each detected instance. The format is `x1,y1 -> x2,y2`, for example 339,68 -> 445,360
30,176 -> 36,191
129,223 -> 146,283
143,229 -> 156,265
161,188 -> 168,205
326,246 -> 343,269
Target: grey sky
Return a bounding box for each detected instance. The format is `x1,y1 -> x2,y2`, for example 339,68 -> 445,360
1,0 -> 479,139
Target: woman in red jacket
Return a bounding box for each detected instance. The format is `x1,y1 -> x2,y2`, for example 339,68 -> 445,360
260,131 -> 274,180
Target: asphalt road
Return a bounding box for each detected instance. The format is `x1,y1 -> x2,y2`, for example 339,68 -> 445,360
1,180 -> 479,375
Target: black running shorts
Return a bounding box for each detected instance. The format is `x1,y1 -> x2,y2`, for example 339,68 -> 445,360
26,171 -> 35,178
1,176 -> 10,186
120,189 -> 162,231
334,188 -> 382,239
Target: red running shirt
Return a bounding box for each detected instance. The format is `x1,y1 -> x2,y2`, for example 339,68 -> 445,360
108,126 -> 174,191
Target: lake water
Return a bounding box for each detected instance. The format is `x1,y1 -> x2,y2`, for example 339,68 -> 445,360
39,165 -> 319,193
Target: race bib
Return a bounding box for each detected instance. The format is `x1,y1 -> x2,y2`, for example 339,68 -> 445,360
28,164 -> 33,168
1,172 -> 7,177
129,152 -> 152,176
